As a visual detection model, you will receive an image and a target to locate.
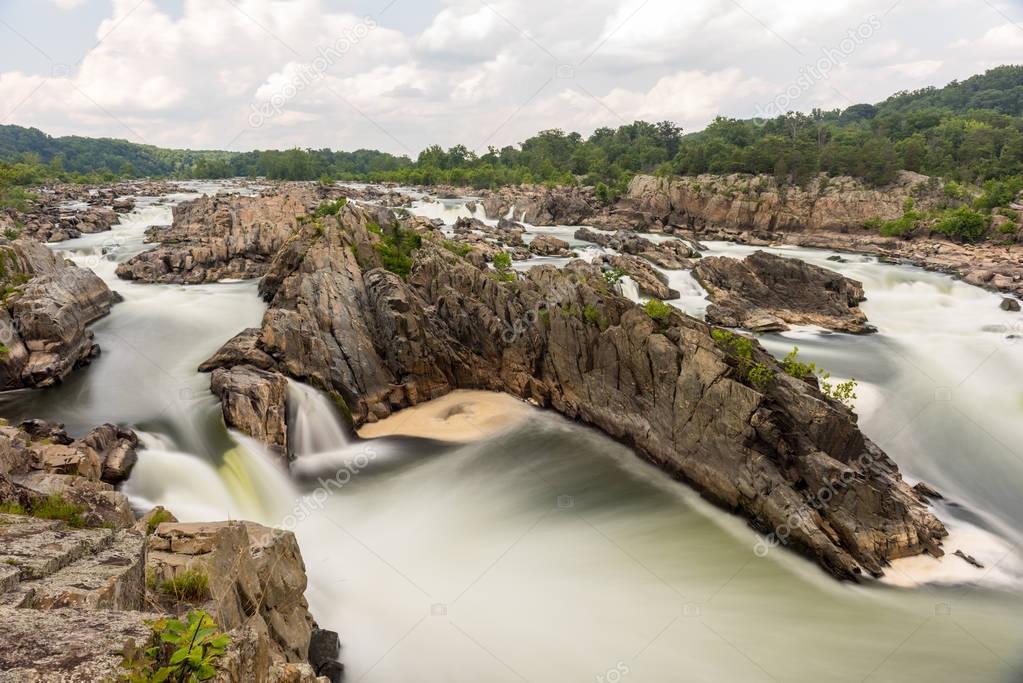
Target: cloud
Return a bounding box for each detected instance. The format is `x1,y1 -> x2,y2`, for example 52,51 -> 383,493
0,0 -> 1020,154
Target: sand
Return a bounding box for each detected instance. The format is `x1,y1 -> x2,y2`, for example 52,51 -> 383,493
357,390 -> 535,442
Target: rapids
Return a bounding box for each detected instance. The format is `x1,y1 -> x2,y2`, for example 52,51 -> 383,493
3,183 -> 1023,682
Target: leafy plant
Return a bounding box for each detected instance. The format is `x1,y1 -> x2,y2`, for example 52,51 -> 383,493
747,363 -> 775,391
582,304 -> 609,331
441,239 -> 472,258
372,222 -> 421,278
313,198 -> 347,217
781,346 -> 818,379
120,610 -> 229,682
643,298 -> 673,326
602,267 -> 626,286
932,206 -> 989,242
782,347 -> 858,409
491,250 -> 516,282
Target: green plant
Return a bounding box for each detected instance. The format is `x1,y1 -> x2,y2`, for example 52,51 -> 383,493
820,374 -> 858,408
3,227 -> 19,240
582,304 -> 609,331
932,206 -> 990,242
602,267 -> 626,286
441,239 -> 472,258
159,570 -> 210,603
781,346 -> 818,380
878,213 -> 918,238
313,198 -> 347,217
643,298 -> 673,326
119,610 -> 230,682
747,363 -> 775,391
493,251 -> 512,270
373,223 -> 421,278
31,494 -> 88,528
0,502 -> 26,515
146,508 -> 175,535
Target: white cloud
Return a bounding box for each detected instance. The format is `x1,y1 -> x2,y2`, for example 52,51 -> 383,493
49,0 -> 87,8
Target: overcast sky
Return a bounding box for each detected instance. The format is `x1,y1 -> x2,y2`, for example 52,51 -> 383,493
0,0 -> 1020,157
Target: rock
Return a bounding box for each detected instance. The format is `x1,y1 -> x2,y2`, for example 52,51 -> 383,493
209,209 -> 946,580
953,549 -> 984,568
133,505 -> 178,536
603,254 -> 678,300
210,365 -> 289,458
199,328 -> 278,372
481,185 -> 596,225
115,187 -> 318,284
309,627 -> 343,682
0,239 -> 115,389
1000,298 -> 1021,312
77,423 -> 139,485
528,234 -> 571,257
912,481 -> 943,501
693,251 -> 874,334
147,521 -> 314,664
575,227 -> 696,269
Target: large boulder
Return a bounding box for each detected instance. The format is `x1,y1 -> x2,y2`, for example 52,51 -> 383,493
210,365 -> 289,458
693,251 -> 874,334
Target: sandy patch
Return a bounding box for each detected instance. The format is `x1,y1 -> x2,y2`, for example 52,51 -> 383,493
357,390 -> 534,442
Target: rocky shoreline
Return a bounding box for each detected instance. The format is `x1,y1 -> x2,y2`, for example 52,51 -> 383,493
0,418 -> 339,682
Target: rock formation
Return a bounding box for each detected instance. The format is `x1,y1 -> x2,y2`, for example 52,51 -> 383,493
0,239 -> 115,388
210,365 -> 289,460
692,251 -> 874,333
202,202 -> 946,580
480,185 -> 597,225
0,418 -> 335,682
115,186 -> 322,284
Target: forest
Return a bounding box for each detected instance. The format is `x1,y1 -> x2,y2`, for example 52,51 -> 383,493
2,65 -> 1022,203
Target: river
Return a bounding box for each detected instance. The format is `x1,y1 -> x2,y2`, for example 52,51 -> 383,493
3,183 -> 1023,682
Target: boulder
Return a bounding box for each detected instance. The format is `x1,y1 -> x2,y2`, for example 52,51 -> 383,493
693,251 -> 874,334
1000,298 -> 1021,312
210,365 -> 289,458
528,234 -> 571,257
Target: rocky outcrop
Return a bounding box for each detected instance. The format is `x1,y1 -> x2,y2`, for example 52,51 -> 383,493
0,417 -> 335,682
115,187 -> 320,284
575,227 -> 698,269
0,239 -> 115,389
600,254 -> 678,300
204,205 -> 946,580
528,234 -> 571,257
480,185 -> 597,225
210,365 -> 289,459
692,251 -> 874,334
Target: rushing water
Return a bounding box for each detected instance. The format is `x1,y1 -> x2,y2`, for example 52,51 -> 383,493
4,185 -> 1023,682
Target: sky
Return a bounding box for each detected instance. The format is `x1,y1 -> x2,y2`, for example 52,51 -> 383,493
0,0 -> 1021,157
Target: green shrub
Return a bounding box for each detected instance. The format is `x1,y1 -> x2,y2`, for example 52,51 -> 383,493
3,228 -> 19,241
441,239 -> 472,258
119,609 -> 229,682
974,177 -> 1023,211
159,569 -> 210,602
145,508 -> 175,535
582,304 -> 609,331
878,213 -> 918,237
781,346 -> 817,380
643,298 -> 673,325
602,267 -> 626,286
0,502 -> 26,515
493,251 -> 512,270
783,347 -> 858,409
747,363 -> 775,391
373,223 -> 421,278
932,206 -> 989,242
943,181 -> 969,200
313,198 -> 347,217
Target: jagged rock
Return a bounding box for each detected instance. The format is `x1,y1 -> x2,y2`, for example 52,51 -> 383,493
1001,298 -> 1021,312
953,549 -> 984,568
199,328 -> 278,372
115,187 -> 318,284
308,627 -> 343,682
602,254 -> 678,300
912,481 -> 943,501
0,239 -> 114,389
574,227 -> 697,268
206,209 -> 946,580
133,505 -> 178,536
481,185 -> 596,225
78,423 -> 139,484
147,521 -> 315,664
210,365 -> 289,457
693,251 -> 874,334
528,234 -> 571,257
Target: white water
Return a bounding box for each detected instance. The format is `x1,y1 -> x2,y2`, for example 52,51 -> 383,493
7,185 -> 1023,681
287,380 -> 353,457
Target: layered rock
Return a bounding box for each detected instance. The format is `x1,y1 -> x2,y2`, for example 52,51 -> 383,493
480,185 -> 597,225
0,417 -> 335,682
204,205 -> 946,579
0,239 -> 115,388
575,227 -> 698,269
528,234 -> 571,257
600,254 -> 678,300
115,187 -> 321,284
210,365 -> 289,459
692,251 -> 874,333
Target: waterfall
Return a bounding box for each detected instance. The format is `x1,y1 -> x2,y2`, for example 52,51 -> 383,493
287,380 -> 353,457
618,276 -> 640,303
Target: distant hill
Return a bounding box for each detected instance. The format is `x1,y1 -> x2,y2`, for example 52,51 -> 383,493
1,65 -> 1021,190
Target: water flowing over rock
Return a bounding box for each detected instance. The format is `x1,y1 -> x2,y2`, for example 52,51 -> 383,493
0,238 -> 115,389
692,251 -> 874,334
480,185 -> 598,225
204,204 -> 946,580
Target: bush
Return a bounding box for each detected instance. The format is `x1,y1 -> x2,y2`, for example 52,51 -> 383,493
602,267 -> 626,286
493,251 -> 512,271
932,206 -> 989,242
582,304 -> 609,331
781,346 -> 817,380
120,610 -> 229,682
145,508 -> 175,535
441,239 -> 472,258
747,363 -> 775,391
313,198 -> 347,217
373,223 -> 421,278
782,347 -> 858,409
878,213 -> 918,237
643,298 -> 673,325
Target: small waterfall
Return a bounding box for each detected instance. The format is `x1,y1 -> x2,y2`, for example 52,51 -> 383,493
618,276 -> 641,303
287,380 -> 353,457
